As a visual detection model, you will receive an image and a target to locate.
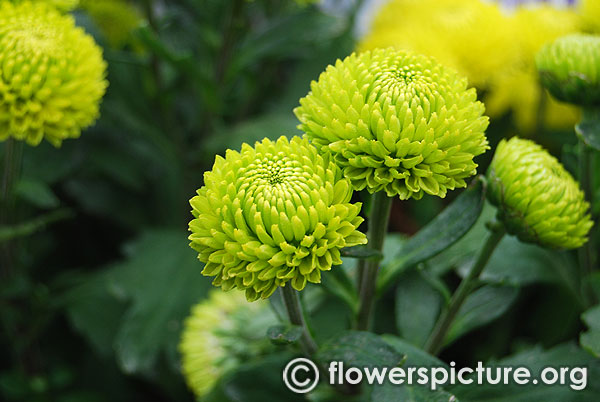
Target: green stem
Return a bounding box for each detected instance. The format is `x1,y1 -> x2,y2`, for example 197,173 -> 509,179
578,137 -> 597,305
355,192 -> 393,331
1,138 -> 23,279
282,285 -> 318,356
425,222 -> 505,355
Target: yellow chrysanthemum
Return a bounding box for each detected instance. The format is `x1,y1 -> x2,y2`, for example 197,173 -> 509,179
487,137 -> 593,249
0,1 -> 107,146
9,0 -> 79,12
359,0 -> 583,132
580,0 -> 600,32
179,290 -> 275,398
295,48 -> 489,200
189,136 -> 367,301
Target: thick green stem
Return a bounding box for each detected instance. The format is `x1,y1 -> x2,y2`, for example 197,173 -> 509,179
282,285 -> 318,356
425,222 -> 505,355
355,192 -> 393,331
575,107 -> 599,305
1,138 -> 23,278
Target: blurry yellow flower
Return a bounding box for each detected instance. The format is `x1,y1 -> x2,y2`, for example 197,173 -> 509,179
80,0 -> 142,48
359,0 -> 583,133
359,0 -> 509,90
9,0 -> 79,12
179,290 -> 276,398
580,0 -> 600,32
0,1 -> 107,146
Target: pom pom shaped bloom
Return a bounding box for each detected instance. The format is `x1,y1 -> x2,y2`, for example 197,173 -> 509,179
189,136 -> 367,301
0,1 -> 107,146
179,290 -> 276,398
294,48 -> 489,200
536,34 -> 600,106
487,137 -> 593,249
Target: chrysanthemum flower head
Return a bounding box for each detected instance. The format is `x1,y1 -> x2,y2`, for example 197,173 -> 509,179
487,137 -> 593,249
179,290 -> 276,398
0,1 -> 107,146
536,34 -> 600,106
294,48 -> 489,200
189,136 -> 367,301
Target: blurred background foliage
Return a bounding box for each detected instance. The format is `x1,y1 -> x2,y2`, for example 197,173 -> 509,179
1,0 -> 599,401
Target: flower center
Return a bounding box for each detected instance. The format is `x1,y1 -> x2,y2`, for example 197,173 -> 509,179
373,62 -> 437,103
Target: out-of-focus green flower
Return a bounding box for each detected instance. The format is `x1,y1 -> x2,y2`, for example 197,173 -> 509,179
294,48 -> 489,200
536,34 -> 600,106
9,0 -> 79,12
0,1 -> 107,146
179,290 -> 276,398
80,0 -> 142,48
487,137 -> 593,249
359,0 -> 583,133
189,136 -> 367,301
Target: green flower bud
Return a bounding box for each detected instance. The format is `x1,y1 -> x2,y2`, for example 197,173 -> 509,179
0,1 -> 108,146
294,48 -> 489,200
536,34 -> 600,106
179,290 -> 276,398
487,137 -> 593,249
189,136 -> 367,301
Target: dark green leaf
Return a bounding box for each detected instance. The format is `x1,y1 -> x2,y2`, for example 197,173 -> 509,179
267,325 -> 303,345
64,230 -> 211,374
378,177 -> 486,293
580,304 -> 600,358
15,178 -> 59,209
63,271 -> 128,358
204,353 -> 305,402
395,271 -> 443,348
317,331 -> 402,369
449,342 -> 600,402
340,245 -> 383,261
321,263 -> 359,313
381,335 -> 448,368
446,285 -> 519,346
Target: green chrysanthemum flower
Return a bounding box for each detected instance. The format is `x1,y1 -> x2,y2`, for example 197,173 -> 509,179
189,136 -> 367,301
487,137 -> 593,249
179,290 -> 276,398
536,34 -> 600,106
294,48 -> 489,200
0,1 -> 107,146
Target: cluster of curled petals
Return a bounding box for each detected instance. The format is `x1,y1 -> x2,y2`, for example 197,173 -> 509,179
536,34 -> 600,106
179,291 -> 275,397
294,48 -> 489,200
359,0 -> 584,132
0,1 -> 107,146
189,136 -> 367,301
487,137 -> 593,249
